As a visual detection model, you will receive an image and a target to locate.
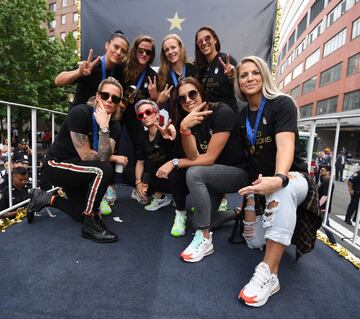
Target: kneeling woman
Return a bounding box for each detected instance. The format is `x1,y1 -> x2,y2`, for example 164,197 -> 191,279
235,56 -> 321,307
156,77 -> 248,262
134,99 -> 189,237
27,77 -> 124,243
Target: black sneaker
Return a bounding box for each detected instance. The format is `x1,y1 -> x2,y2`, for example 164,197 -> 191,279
81,214 -> 118,243
345,219 -> 352,225
27,189 -> 52,224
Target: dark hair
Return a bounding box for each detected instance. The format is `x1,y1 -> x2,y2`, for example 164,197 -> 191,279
170,76 -> 206,131
322,165 -> 331,173
194,26 -> 221,79
13,167 -> 28,176
107,30 -> 129,47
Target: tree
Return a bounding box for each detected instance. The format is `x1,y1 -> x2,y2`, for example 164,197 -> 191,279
0,0 -> 78,135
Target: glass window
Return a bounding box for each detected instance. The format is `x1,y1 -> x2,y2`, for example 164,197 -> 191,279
278,80 -> 284,90
352,17 -> 360,40
323,29 -> 346,57
49,2 -> 56,12
326,0 -> 346,28
343,90 -> 360,111
62,0 -> 67,8
310,0 -> 325,24
288,31 -> 295,50
61,15 -> 66,25
317,96 -> 338,115
60,32 -> 66,41
290,86 -> 301,99
293,63 -> 304,79
308,20 -> 325,45
295,39 -> 307,58
347,52 -> 360,76
305,49 -> 320,70
299,103 -> 313,118
73,13 -> 79,23
302,76 -> 317,95
297,14 -> 308,39
320,62 -> 342,87
49,20 -> 56,29
72,31 -> 78,39
284,73 -> 292,86
287,51 -> 295,66
281,46 -> 287,60
280,62 -> 286,74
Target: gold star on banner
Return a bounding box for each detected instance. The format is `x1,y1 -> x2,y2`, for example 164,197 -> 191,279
167,12 -> 186,31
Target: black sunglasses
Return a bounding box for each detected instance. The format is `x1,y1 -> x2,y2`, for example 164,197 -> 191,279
98,91 -> 121,104
177,90 -> 199,105
137,48 -> 152,56
137,108 -> 156,120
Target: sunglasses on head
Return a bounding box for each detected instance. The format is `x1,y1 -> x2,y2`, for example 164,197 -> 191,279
98,91 -> 121,104
137,108 -> 156,120
177,90 -> 199,105
197,34 -> 212,46
137,48 -> 152,56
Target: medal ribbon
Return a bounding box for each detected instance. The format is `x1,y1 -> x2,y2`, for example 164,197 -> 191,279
170,64 -> 186,87
245,97 -> 267,148
100,55 -> 106,80
136,70 -> 146,90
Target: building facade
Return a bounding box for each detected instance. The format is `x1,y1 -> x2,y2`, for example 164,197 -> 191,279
276,0 -> 360,157
47,0 -> 79,42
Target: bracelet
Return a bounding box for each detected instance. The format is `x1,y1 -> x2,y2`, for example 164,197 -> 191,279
180,128 -> 192,136
135,181 -> 142,186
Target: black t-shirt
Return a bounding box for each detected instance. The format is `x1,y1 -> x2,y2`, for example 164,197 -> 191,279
0,183 -> 31,211
71,61 -> 125,108
318,177 -> 334,213
191,103 -> 246,168
239,95 -> 307,180
199,52 -> 237,109
47,104 -> 121,162
137,131 -> 176,171
122,66 -> 158,122
349,170 -> 360,191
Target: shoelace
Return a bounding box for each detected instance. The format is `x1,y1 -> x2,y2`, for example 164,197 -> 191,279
175,214 -> 185,225
190,231 -> 206,250
250,265 -> 271,289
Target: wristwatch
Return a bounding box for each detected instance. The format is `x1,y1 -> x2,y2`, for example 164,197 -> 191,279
172,158 -> 179,168
99,127 -> 110,134
274,173 -> 289,187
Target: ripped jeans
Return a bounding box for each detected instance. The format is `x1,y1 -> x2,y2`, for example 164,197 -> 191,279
245,172 -> 308,249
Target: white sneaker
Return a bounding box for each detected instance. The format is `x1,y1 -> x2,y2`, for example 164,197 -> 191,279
218,198 -> 228,212
171,210 -> 187,237
180,230 -> 214,262
144,195 -> 172,211
130,188 -> 148,205
238,262 -> 280,307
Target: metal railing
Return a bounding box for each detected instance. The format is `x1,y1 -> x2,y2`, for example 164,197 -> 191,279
299,112 -> 360,252
0,100 -> 66,216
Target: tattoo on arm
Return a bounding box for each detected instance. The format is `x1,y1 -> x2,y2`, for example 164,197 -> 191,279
83,152 -> 100,161
70,131 -> 100,161
71,132 -> 88,148
97,133 -> 112,161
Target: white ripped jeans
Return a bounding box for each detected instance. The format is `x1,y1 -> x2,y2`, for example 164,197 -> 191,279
245,172 -> 308,249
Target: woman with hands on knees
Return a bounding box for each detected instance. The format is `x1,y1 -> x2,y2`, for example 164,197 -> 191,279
156,76 -> 248,262
235,56 -> 321,307
133,100 -> 190,237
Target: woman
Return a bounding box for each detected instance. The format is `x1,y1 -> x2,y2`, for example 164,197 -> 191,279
194,26 -> 237,110
157,34 -> 195,109
122,35 -> 158,201
235,56 -> 321,307
157,77 -> 248,262
134,100 -> 189,236
27,77 -> 126,243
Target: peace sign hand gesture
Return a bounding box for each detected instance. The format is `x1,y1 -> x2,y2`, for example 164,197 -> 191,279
218,53 -> 235,79
158,83 -> 174,105
79,49 -> 101,77
180,102 -> 213,130
147,76 -> 158,101
155,119 -> 176,141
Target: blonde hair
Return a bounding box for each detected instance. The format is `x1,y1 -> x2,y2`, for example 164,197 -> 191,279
234,56 -> 288,102
158,34 -> 189,90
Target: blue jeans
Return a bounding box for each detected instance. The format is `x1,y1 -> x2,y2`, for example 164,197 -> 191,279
186,164 -> 248,229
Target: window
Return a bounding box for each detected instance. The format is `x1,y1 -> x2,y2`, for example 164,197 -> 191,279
295,39 -> 307,58
284,73 -> 292,86
343,90 -> 360,111
72,31 -> 78,39
280,62 -> 286,74
73,13 -> 79,23
60,32 -> 66,41
317,96 -> 338,115
308,20 -> 325,45
352,17 -> 360,39
305,49 -> 320,70
347,52 -> 360,76
278,80 -> 284,90
302,76 -> 317,95
326,0 -> 346,28
299,103 -> 313,118
281,46 -> 287,61
320,62 -> 342,87
310,0 -> 325,24
49,20 -> 56,29
323,29 -> 346,57
288,31 -> 295,50
297,14 -> 308,39
62,0 -> 67,7
61,15 -> 66,25
293,62 -> 304,79
49,2 -> 56,12
287,51 -> 295,67
290,86 -> 301,99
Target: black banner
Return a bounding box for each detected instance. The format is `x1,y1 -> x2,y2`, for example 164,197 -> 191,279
81,0 -> 277,65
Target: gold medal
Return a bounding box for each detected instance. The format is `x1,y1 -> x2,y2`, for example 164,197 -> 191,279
249,145 -> 255,154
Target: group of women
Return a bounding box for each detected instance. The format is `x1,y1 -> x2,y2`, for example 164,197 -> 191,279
31,26 -> 321,308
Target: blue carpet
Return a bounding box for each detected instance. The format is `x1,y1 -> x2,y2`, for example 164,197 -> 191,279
0,185 -> 359,319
